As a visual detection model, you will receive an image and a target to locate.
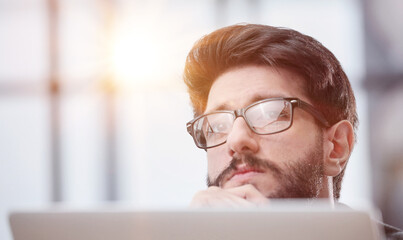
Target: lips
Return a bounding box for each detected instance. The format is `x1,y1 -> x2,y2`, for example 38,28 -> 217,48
225,167 -> 264,184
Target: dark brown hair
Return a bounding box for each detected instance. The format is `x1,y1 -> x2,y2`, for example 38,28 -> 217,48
183,23 -> 358,199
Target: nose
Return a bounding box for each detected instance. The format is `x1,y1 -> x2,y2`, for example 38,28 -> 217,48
226,117 -> 259,156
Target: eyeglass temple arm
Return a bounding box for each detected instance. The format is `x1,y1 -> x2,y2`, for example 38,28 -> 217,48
186,124 -> 193,135
295,100 -> 330,127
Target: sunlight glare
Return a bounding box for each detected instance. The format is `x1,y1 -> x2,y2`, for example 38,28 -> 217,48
111,26 -> 165,85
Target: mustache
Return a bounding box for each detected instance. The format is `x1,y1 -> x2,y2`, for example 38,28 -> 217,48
207,155 -> 283,187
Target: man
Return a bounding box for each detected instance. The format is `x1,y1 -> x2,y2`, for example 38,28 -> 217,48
183,24 -> 402,239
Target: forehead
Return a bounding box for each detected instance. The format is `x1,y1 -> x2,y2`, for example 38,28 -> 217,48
205,66 -> 308,113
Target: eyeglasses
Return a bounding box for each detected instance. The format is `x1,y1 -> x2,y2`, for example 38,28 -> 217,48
186,97 -> 330,149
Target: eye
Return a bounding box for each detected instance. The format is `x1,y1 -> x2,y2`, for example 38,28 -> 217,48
276,110 -> 290,120
265,110 -> 280,119
208,122 -> 230,133
206,124 -> 214,133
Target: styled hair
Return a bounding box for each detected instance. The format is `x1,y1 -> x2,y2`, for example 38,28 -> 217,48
183,23 -> 358,199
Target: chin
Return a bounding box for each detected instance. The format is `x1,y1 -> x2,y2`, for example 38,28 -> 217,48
225,178 -> 279,197
255,185 -> 279,198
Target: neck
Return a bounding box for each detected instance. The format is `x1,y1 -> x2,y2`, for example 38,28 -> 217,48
327,176 -> 335,208
316,176 -> 335,207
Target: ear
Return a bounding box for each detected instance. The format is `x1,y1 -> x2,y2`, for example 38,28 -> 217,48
323,120 -> 355,177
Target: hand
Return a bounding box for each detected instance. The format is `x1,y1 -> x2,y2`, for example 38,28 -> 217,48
190,184 -> 270,208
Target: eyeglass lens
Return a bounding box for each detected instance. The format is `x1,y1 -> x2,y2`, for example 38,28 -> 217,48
193,99 -> 293,148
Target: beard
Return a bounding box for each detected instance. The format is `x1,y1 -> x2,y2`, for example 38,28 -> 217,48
207,139 -> 324,199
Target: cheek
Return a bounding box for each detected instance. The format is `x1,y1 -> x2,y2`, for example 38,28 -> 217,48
258,138 -> 296,164
257,126 -> 319,163
207,148 -> 229,179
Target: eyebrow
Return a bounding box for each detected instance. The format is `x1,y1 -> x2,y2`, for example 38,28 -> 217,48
208,93 -> 290,113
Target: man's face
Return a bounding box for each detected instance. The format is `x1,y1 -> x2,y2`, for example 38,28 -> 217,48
205,65 -> 327,198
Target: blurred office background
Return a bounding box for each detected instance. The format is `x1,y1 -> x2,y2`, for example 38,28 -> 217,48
1,0 -> 402,239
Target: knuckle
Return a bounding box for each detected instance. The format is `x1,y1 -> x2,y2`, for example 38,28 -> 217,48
193,190 -> 208,199
243,184 -> 255,191
192,187 -> 221,200
207,186 -> 221,192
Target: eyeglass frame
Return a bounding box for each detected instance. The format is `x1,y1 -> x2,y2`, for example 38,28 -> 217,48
186,97 -> 331,149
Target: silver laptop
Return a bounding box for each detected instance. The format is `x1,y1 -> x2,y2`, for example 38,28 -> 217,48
9,204 -> 385,240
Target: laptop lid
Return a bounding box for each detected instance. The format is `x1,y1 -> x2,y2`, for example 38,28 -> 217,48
9,206 -> 384,240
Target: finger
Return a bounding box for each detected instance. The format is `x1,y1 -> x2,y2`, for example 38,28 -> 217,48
190,187 -> 256,208
226,184 -> 270,206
